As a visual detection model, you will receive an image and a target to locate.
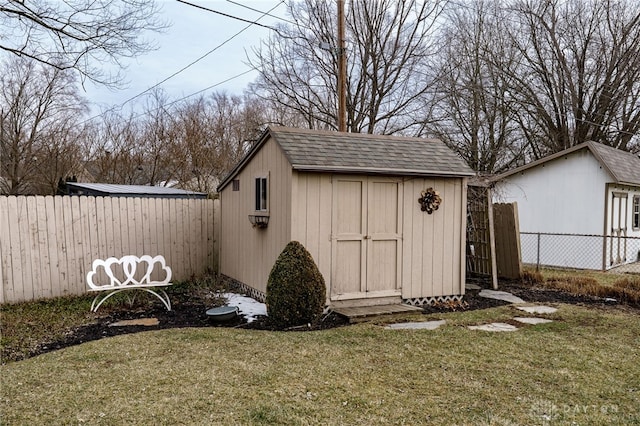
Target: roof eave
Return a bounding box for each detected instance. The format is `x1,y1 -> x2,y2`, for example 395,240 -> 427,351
217,128 -> 271,192
292,164 -> 475,177
613,180 -> 640,188
494,142 -> 595,181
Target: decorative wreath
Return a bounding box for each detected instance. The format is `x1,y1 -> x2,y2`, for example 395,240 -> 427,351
418,187 -> 442,214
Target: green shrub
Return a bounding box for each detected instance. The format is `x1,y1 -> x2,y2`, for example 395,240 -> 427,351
266,241 -> 327,329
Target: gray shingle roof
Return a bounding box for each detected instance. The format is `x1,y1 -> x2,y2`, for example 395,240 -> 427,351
219,127 -> 474,191
66,183 -> 207,198
270,127 -> 474,175
587,142 -> 640,186
496,141 -> 640,186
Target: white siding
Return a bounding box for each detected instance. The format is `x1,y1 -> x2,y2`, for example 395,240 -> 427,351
495,149 -> 610,234
494,148 -> 640,270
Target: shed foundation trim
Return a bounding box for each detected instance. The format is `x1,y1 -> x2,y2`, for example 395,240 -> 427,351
403,294 -> 464,306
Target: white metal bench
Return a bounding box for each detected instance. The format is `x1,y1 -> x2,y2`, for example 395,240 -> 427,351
86,255 -> 172,312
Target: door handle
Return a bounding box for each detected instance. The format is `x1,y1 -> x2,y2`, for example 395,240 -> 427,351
364,235 -> 371,239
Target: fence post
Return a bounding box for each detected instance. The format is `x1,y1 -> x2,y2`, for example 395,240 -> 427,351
536,232 -> 541,271
487,188 -> 498,289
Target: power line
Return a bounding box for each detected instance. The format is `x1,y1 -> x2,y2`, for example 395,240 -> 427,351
225,0 -> 297,26
81,0 -> 284,124
177,0 -> 280,31
125,67 -> 258,123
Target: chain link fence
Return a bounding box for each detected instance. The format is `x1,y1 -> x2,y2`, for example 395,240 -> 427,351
520,232 -> 640,273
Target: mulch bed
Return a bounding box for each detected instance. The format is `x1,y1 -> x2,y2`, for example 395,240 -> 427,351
27,279 -> 639,361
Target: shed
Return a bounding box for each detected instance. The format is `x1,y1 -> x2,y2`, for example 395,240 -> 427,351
65,183 -> 208,199
217,126 -> 474,307
494,141 -> 640,270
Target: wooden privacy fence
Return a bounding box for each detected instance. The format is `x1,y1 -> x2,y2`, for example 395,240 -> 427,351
466,193 -> 523,284
492,203 -> 522,279
0,196 -> 220,304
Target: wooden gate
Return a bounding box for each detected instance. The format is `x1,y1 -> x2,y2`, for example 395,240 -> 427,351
493,203 -> 522,279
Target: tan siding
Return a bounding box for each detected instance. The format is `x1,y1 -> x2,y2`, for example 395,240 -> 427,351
401,182 -> 414,298
317,175 -> 333,291
290,172 -> 304,242
441,180 -> 456,296
459,178 -> 468,293
402,177 -> 465,299
290,172 -> 333,298
219,137 -> 293,294
210,198 -> 218,272
407,178 -> 433,298
0,196 -> 217,304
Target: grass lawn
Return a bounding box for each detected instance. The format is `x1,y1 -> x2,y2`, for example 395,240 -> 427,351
2,303 -> 639,425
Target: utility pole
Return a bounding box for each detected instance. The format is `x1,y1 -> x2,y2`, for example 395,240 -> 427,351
337,0 -> 347,132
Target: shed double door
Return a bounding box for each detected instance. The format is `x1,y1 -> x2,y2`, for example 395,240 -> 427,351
330,176 -> 403,301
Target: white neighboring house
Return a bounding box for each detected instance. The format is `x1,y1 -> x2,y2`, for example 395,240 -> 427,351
494,141 -> 640,270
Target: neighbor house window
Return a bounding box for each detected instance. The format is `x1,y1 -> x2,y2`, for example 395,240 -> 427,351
255,176 -> 268,211
633,195 -> 640,229
232,179 -> 240,191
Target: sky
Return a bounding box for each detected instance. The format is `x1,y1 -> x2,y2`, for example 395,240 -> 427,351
82,0 -> 287,115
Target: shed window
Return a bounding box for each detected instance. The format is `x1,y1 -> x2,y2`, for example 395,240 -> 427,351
255,176 -> 268,211
633,195 -> 640,230
232,179 -> 240,191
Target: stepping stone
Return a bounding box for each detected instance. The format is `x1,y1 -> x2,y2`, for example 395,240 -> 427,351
516,305 -> 557,314
478,289 -> 525,304
109,318 -> 159,327
465,283 -> 482,290
513,317 -> 553,325
386,320 -> 446,330
468,322 -> 518,332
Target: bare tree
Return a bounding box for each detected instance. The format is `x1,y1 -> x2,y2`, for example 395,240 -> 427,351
34,117 -> 87,195
139,89 -> 180,186
502,0 -> 640,156
0,0 -> 165,85
81,91 -> 264,193
427,1 -> 525,172
170,93 -> 263,193
423,0 -> 639,172
249,0 -> 445,134
0,56 -> 87,195
85,111 -> 146,184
